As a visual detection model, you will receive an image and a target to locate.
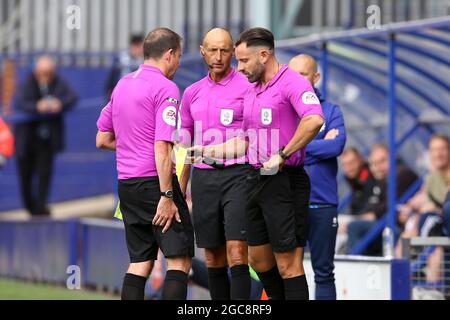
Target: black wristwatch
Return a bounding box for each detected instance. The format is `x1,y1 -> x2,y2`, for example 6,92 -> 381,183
278,147 -> 290,161
161,190 -> 174,199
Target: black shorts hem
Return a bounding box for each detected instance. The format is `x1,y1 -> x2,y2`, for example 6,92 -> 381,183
164,250 -> 195,259
272,243 -> 305,253
247,238 -> 306,252
130,254 -> 158,263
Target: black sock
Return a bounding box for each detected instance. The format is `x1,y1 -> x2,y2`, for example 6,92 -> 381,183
207,267 -> 230,300
230,265 -> 251,300
162,270 -> 189,300
284,275 -> 309,300
121,273 -> 147,300
256,266 -> 285,300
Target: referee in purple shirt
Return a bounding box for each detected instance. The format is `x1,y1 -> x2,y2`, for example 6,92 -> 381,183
178,28 -> 253,300
96,28 -> 194,300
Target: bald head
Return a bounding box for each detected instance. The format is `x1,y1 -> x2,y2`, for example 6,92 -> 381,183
289,54 -> 320,86
201,28 -> 234,80
34,55 -> 56,86
202,28 -> 233,48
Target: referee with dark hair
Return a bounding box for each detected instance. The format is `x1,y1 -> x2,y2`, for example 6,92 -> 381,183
189,28 -> 324,300
178,28 -> 253,300
96,28 -> 194,300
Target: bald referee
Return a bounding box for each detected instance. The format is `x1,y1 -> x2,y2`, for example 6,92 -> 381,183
96,28 -> 194,300
189,28 -> 324,300
178,28 -> 252,300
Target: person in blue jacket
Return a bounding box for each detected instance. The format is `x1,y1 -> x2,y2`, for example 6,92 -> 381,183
289,54 -> 347,300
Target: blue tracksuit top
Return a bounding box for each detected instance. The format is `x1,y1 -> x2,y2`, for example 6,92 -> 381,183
304,89 -> 347,206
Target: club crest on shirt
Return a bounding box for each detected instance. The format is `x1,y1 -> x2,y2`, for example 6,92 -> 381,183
261,108 -> 272,125
302,91 -> 320,105
163,106 -> 177,126
220,109 -> 234,126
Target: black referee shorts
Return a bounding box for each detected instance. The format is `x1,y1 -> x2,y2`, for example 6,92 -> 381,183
191,165 -> 251,249
118,175 -> 195,263
246,166 -> 311,253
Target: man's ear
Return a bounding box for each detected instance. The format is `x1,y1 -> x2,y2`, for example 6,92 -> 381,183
259,49 -> 270,64
166,49 -> 175,63
314,72 -> 321,86
200,46 -> 205,57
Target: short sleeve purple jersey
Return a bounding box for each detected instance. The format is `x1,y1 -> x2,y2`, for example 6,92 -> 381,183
240,65 -> 324,168
179,69 -> 252,169
97,65 -> 180,179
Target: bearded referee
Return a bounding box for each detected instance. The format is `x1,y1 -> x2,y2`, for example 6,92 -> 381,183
189,28 -> 324,300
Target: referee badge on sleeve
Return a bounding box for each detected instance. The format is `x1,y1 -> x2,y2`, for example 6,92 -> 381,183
261,108 -> 272,125
163,106 -> 177,126
220,109 -> 234,126
302,91 -> 320,105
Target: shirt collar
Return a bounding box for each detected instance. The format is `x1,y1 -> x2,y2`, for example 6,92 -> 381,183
255,64 -> 289,94
139,64 -> 164,75
207,68 -> 236,87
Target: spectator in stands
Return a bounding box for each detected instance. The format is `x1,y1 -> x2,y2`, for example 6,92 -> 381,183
105,34 -> 144,98
335,147 -> 375,254
347,143 -> 418,256
393,135 -> 450,283
397,135 -> 450,243
425,135 -> 450,208
15,55 -> 78,216
341,147 -> 375,216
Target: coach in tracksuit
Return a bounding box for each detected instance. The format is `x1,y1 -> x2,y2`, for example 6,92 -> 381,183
289,55 -> 347,300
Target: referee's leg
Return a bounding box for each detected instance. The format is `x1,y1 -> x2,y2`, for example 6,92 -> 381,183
249,244 -> 284,300
248,169 -> 310,300
226,240 -> 250,300
122,261 -> 154,300
204,245 -> 230,300
222,166 -> 252,300
249,245 -> 308,300
204,240 -> 250,300
163,256 -> 192,300
275,247 -> 308,300
160,177 -> 194,300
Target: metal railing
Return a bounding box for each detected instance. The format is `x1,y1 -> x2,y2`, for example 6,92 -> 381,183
402,237 -> 450,300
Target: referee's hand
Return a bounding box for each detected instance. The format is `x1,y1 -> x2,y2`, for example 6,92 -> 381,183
153,198 -> 181,234
262,154 -> 285,175
186,145 -> 204,164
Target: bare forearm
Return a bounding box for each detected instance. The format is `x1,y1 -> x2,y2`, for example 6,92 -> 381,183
155,141 -> 174,192
96,131 -> 116,151
283,115 -> 324,158
204,137 -> 248,160
101,140 -> 116,151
